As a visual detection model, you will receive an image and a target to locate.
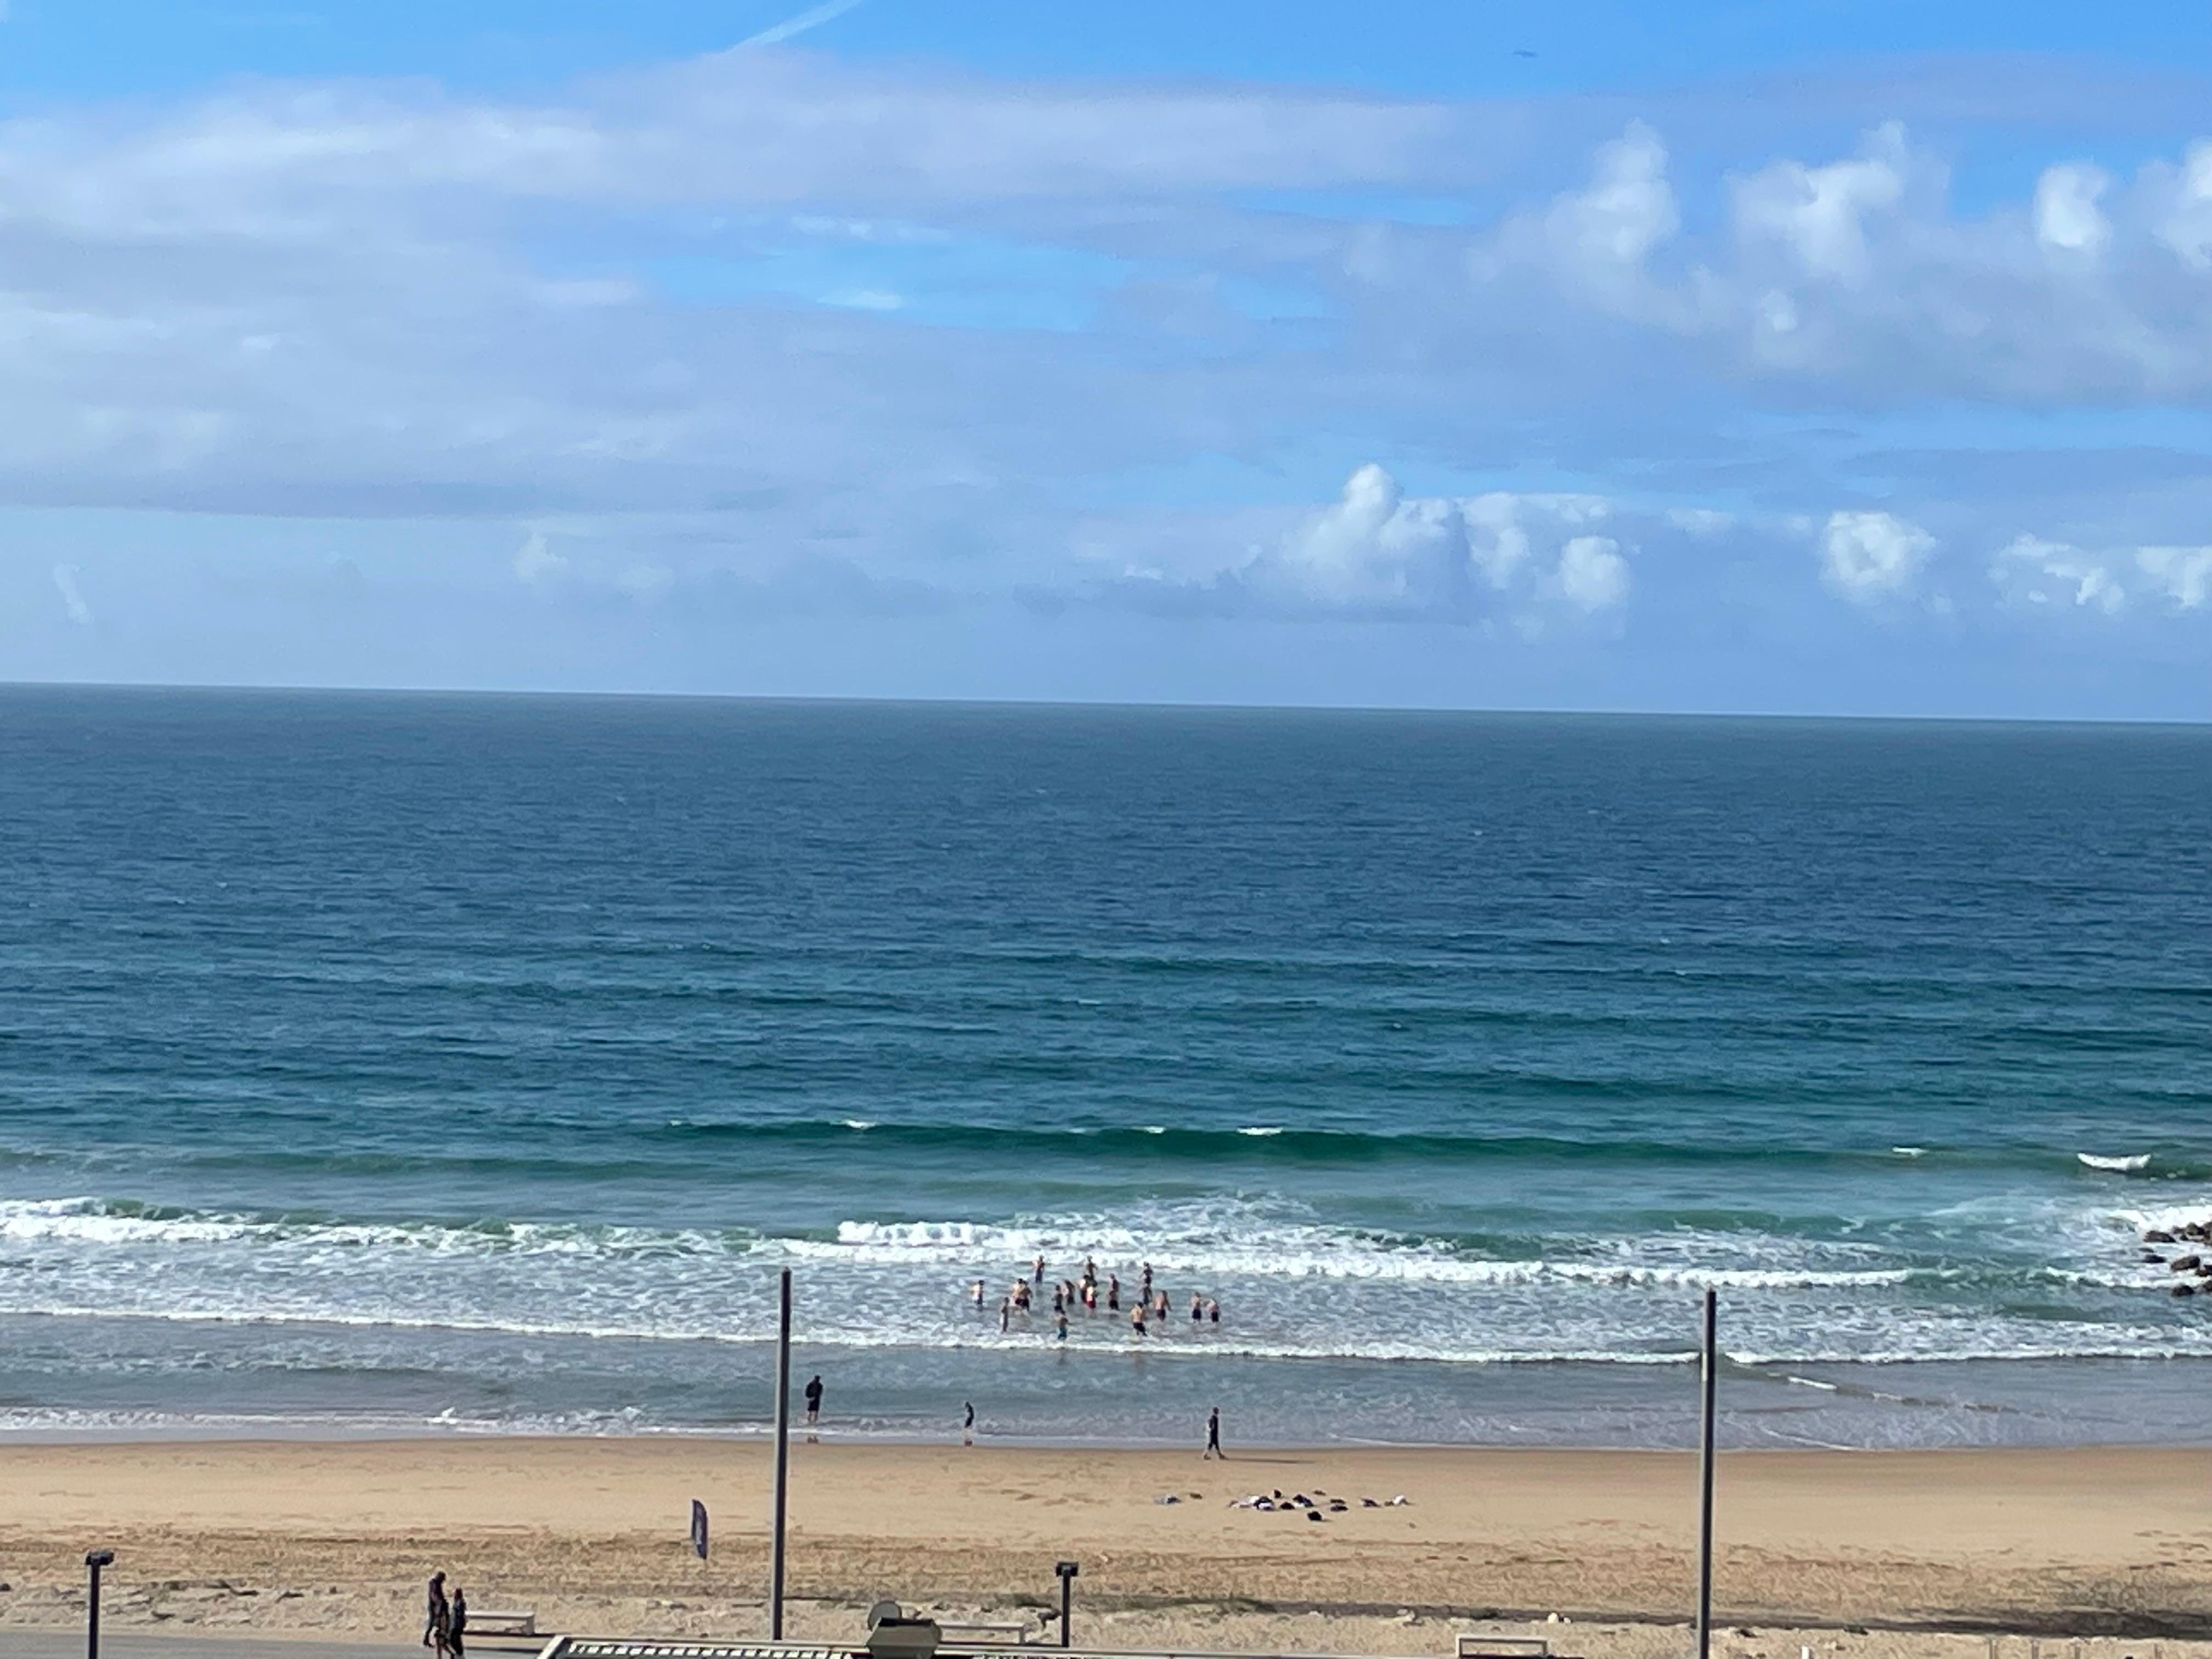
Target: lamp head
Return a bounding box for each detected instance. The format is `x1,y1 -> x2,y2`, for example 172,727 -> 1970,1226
1055,1561 -> 1079,1579
84,1549 -> 115,1568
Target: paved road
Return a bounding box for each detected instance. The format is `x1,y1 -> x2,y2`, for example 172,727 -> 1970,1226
0,1633 -> 421,1659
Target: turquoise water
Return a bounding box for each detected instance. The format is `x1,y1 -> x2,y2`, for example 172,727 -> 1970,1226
2,686 -> 2209,1446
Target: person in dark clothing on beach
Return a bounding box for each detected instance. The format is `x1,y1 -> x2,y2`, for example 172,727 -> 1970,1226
804,1373 -> 824,1426
963,1401 -> 975,1445
1204,1406 -> 1223,1459
422,1572 -> 448,1651
446,1585 -> 468,1658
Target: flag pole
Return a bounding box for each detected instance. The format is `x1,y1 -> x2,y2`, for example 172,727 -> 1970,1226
771,1266 -> 793,1640
1696,1287 -> 1718,1659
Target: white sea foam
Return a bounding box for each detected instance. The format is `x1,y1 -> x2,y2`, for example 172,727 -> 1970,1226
3,1192 -> 2203,1371
2078,1152 -> 2152,1172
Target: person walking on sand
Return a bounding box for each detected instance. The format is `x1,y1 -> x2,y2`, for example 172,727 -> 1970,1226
804,1373 -> 824,1427
1204,1406 -> 1223,1459
422,1571 -> 448,1653
963,1401 -> 975,1446
446,1584 -> 469,1658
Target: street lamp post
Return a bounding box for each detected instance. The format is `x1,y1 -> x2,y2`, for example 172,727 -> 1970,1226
84,1549 -> 115,1659
1055,1561 -> 1079,1649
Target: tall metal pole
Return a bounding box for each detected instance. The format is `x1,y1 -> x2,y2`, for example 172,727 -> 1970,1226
84,1550 -> 112,1659
771,1267 -> 793,1640
1696,1288 -> 1718,1659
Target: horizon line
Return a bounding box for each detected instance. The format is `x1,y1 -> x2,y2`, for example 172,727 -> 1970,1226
2,676 -> 2207,731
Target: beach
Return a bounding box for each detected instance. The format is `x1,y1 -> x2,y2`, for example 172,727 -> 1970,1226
4,1438 -> 2210,1652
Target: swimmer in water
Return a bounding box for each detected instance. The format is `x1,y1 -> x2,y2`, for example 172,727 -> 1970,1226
1190,1293 -> 1204,1322
1207,1298 -> 1221,1324
1107,1274 -> 1120,1311
1131,1305 -> 1147,1338
1032,1255 -> 1046,1284
998,1297 -> 1011,1333
1056,1311 -> 1069,1342
972,1279 -> 986,1308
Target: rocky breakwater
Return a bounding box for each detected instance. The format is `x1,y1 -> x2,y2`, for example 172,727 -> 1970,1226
2140,1220 -> 2212,1295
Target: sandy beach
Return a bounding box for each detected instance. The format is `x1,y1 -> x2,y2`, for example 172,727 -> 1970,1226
3,1437 -> 2210,1654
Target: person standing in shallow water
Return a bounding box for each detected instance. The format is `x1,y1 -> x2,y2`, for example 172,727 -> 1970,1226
804,1373 -> 824,1430
1203,1406 -> 1223,1459
963,1401 -> 975,1445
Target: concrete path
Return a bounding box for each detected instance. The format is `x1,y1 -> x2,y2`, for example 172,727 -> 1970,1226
0,1633 -> 413,1658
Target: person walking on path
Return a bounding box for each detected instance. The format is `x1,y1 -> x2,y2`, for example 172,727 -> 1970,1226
422,1572 -> 448,1654
1203,1406 -> 1224,1459
447,1584 -> 469,1658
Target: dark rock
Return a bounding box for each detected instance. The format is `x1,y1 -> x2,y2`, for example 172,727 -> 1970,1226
2146,1230 -> 2176,1243
2171,1255 -> 2202,1272
2173,1283 -> 2196,1297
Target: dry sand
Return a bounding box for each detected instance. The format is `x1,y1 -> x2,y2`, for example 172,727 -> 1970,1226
3,1438 -> 2210,1655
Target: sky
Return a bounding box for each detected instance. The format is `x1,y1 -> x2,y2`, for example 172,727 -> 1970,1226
2,2 -> 2211,716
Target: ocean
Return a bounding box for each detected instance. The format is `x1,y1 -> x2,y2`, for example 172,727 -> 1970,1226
2,685 -> 2209,1449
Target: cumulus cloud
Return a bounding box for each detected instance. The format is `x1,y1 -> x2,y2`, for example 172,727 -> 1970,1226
1556,536 -> 1630,612
51,563 -> 93,625
2034,163 -> 2112,256
1990,535 -> 2125,613
1732,121 -> 1911,285
1821,511 -> 1935,603
1187,466 -> 1635,625
512,530 -> 568,586
2137,545 -> 2212,610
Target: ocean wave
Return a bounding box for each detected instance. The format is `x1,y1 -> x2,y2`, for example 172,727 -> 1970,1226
2078,1152 -> 2154,1173
0,1195 -> 1955,1293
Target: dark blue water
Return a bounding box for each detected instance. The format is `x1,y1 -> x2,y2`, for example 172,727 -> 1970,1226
2,686 -> 2209,1446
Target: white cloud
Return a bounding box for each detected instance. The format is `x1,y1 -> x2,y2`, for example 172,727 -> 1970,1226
1821,511 -> 1934,603
1202,466 -> 1633,624
1731,122 -> 1910,285
1990,535 -> 2125,613
513,530 -> 568,586
2150,142 -> 2212,271
51,563 -> 92,625
2136,545 -> 2212,610
1238,464 -> 1468,614
1539,122 -> 1678,292
2034,162 -> 2112,256
1555,535 -> 1630,612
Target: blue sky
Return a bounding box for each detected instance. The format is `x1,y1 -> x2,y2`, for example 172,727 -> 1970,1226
3,1 -> 2210,716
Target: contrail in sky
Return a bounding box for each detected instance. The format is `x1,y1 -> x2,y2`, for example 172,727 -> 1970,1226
736,0 -> 867,49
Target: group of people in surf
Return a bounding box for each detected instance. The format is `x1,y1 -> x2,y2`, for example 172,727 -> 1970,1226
972,1254 -> 1222,1341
